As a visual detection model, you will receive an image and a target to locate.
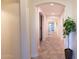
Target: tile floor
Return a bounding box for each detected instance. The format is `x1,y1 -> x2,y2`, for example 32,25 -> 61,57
32,33 -> 65,59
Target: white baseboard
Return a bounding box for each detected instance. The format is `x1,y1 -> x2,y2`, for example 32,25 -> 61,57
31,53 -> 39,58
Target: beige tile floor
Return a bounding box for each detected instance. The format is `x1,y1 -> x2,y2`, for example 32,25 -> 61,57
32,33 -> 65,59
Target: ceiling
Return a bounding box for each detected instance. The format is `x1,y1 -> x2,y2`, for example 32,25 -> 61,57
38,2 -> 65,16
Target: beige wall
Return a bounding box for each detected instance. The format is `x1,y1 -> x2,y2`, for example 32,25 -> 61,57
72,0 -> 77,20
1,1 -> 21,59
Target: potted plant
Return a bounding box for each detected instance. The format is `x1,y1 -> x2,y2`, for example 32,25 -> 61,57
63,17 -> 76,59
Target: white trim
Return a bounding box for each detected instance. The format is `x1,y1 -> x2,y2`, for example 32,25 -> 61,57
31,53 -> 39,58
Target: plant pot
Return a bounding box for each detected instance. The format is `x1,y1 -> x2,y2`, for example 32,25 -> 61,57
69,32 -> 75,49
64,48 -> 73,59
64,32 -> 75,49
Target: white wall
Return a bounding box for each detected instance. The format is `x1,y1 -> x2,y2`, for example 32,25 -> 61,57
2,0 -> 32,59
28,1 -> 39,57
1,2 -> 21,59
42,15 -> 48,40
71,0 -> 77,59
20,0 -> 31,59
33,0 -> 67,6
34,8 -> 40,50
57,16 -> 64,39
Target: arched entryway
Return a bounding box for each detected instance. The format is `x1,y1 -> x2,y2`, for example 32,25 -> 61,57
31,2 -> 65,59
31,0 -> 75,59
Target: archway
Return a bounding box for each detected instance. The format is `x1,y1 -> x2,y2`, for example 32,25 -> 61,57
31,0 -> 74,58
31,2 -> 66,59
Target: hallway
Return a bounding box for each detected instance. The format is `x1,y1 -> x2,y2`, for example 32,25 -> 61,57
32,32 -> 65,59
1,0 -> 77,59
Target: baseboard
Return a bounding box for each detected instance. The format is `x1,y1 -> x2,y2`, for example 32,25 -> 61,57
31,53 -> 39,58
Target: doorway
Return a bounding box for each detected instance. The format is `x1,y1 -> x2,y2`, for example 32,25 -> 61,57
39,12 -> 43,43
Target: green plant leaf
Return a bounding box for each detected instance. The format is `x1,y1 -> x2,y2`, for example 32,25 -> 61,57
63,17 -> 76,37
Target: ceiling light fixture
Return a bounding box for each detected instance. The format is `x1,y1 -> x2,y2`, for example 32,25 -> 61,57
50,3 -> 54,6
